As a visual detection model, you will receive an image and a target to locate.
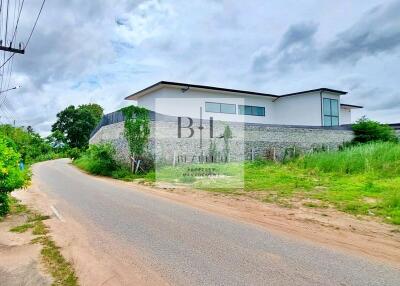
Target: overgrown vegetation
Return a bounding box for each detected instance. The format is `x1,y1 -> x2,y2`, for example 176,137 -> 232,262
120,105 -> 151,172
74,143 -> 117,176
0,136 -> 29,216
351,116 -> 398,144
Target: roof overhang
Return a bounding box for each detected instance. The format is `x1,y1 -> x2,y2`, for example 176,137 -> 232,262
125,81 -> 279,100
340,103 -> 363,109
280,88 -> 347,98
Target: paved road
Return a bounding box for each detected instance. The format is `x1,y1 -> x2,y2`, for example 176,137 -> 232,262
34,159 -> 400,286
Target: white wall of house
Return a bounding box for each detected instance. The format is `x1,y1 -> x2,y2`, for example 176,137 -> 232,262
134,87 -> 348,126
137,87 -> 275,124
340,108 -> 352,125
272,92 -> 322,126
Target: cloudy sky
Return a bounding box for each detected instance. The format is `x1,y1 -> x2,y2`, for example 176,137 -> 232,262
2,0 -> 400,134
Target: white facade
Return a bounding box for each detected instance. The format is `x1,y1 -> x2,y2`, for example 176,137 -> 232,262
127,82 -> 361,127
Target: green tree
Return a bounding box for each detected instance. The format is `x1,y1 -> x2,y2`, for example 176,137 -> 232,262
51,104 -> 104,149
0,125 -> 52,163
352,117 -> 398,144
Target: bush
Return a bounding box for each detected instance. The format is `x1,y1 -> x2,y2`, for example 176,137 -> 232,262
74,143 -> 117,176
0,136 -> 28,216
66,147 -> 81,160
352,117 -> 398,144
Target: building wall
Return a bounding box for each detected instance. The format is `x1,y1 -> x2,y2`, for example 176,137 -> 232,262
272,92 -> 322,126
137,87 -> 275,124
90,117 -> 354,165
340,108 -> 352,125
134,87 -> 347,127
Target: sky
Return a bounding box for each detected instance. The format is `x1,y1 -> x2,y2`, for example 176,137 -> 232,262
1,0 -> 400,135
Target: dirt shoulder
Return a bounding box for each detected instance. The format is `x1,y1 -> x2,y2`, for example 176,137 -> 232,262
13,183 -> 170,286
0,199 -> 52,286
97,177 -> 400,268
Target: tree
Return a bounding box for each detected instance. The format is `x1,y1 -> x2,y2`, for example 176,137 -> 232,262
352,117 -> 398,144
51,104 -> 103,149
0,125 -> 52,163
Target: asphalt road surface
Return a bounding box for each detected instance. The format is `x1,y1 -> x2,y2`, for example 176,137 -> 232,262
33,159 -> 400,286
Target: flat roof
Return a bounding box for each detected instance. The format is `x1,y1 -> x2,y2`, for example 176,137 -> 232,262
126,81 -> 350,101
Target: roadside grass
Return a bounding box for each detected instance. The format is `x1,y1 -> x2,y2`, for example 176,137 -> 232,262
32,236 -> 78,286
10,222 -> 34,233
6,197 -> 78,286
74,141 -> 400,225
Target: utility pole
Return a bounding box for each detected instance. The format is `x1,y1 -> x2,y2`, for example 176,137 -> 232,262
0,41 -> 25,54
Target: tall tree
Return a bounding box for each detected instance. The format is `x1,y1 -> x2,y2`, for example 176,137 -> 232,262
52,104 -> 103,149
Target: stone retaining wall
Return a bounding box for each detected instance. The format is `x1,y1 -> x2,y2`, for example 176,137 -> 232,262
90,116 -> 354,165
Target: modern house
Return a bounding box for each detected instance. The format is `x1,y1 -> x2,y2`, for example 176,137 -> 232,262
125,81 -> 362,127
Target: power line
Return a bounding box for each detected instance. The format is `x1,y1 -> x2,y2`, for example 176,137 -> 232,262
25,0 -> 46,49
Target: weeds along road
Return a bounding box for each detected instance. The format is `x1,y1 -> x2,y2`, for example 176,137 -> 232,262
33,159 -> 400,286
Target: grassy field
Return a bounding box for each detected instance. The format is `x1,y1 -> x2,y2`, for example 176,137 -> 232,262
75,142 -> 400,225
153,142 -> 400,225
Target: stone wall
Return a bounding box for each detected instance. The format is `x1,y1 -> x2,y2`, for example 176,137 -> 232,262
90,115 -> 354,165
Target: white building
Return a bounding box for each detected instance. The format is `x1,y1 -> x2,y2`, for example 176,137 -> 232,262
125,81 -> 362,126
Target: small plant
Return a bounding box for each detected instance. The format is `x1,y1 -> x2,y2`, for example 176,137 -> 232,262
222,125 -> 233,162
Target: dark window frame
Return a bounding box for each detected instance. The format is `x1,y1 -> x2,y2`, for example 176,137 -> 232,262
205,102 -> 236,114
238,105 -> 266,117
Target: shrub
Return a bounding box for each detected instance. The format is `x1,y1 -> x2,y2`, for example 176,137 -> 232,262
74,143 -> 117,176
0,136 -> 28,216
66,147 -> 81,160
352,117 -> 398,144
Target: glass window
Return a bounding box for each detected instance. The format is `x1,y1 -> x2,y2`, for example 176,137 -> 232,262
205,102 -> 220,113
205,102 -> 236,114
323,98 -> 331,115
238,105 -> 265,116
323,98 -> 339,126
220,103 -> 236,114
331,100 -> 339,116
254,106 -> 265,116
324,116 -> 332,127
331,116 -> 339,126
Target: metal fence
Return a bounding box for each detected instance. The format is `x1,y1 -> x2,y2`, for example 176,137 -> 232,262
90,110 -> 125,138
90,110 -> 160,138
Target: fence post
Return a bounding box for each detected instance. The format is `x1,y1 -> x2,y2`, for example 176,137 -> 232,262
251,148 -> 255,161
173,151 -> 176,167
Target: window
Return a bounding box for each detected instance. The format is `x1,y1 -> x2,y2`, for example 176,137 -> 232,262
323,98 -> 339,126
205,102 -> 236,114
238,105 -> 265,116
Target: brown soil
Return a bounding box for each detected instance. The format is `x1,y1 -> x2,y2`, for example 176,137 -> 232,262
13,184 -> 170,286
0,205 -> 51,286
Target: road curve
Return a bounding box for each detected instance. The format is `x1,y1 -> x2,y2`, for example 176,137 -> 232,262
33,159 -> 400,286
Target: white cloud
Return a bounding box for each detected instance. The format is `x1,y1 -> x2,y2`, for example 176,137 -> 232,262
1,0 -> 399,134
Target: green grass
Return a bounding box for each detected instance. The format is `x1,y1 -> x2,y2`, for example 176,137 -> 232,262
153,142 -> 400,224
10,223 -> 34,233
32,236 -> 78,286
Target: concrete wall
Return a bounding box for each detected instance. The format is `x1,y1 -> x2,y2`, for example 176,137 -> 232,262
90,115 -> 354,165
